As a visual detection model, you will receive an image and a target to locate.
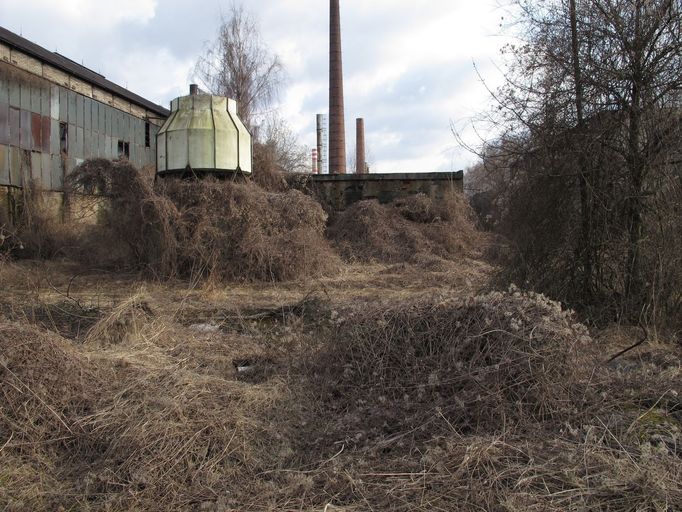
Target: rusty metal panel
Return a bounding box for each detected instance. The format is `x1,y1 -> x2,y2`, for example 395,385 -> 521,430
59,87 -> 68,122
75,127 -> 84,158
20,110 -> 31,150
8,80 -> 20,108
30,86 -> 41,114
50,85 -> 60,120
41,116 -> 51,153
0,103 -> 8,145
76,94 -> 84,127
67,90 -> 76,123
50,119 -> 59,155
31,113 -> 42,151
51,155 -> 63,190
9,107 -> 20,147
84,97 -> 92,131
9,146 -> 21,186
0,144 -> 8,185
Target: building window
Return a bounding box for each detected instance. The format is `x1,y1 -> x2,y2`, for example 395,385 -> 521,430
117,140 -> 130,159
145,122 -> 151,148
59,122 -> 68,156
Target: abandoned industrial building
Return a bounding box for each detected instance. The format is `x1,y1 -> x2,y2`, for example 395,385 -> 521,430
0,26 -> 167,205
0,24 -> 463,219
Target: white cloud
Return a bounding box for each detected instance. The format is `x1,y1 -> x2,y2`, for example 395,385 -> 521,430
0,0 -> 508,172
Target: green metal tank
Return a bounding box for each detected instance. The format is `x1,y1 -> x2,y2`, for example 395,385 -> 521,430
156,85 -> 252,176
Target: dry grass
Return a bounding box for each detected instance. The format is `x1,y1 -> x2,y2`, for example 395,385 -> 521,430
65,159 -> 340,283
328,191 -> 483,264
1,239 -> 680,511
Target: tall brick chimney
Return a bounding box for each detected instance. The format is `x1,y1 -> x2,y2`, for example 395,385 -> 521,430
356,118 -> 365,174
329,0 -> 346,174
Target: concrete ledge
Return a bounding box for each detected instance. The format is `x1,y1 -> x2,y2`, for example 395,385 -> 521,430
311,171 -> 463,183
307,171 -> 464,211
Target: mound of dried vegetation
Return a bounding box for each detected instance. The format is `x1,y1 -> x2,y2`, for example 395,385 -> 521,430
328,191 -> 482,264
285,288 -> 682,511
65,159 -> 339,282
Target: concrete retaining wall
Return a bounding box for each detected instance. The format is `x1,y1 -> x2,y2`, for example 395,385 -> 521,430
309,171 -> 464,211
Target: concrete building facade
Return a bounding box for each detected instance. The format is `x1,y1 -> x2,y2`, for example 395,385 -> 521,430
0,26 -> 168,201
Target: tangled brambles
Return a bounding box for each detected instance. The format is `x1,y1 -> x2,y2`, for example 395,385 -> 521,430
315,288 -> 588,435
66,160 -> 339,282
328,191 -> 482,264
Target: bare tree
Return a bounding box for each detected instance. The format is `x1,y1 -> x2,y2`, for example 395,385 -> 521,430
194,3 -> 284,129
477,0 -> 682,327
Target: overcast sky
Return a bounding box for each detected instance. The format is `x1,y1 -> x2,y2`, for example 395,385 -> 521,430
0,0 -> 507,173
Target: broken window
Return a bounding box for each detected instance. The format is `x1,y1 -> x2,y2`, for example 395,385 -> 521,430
145,122 -> 151,148
117,140 -> 130,159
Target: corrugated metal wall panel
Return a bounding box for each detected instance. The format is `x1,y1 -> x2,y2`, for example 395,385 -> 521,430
40,87 -> 49,117
67,91 -> 76,123
20,83 -> 30,111
83,129 -> 91,159
0,144 -> 9,186
9,146 -> 21,186
41,116 -> 50,153
30,151 -> 41,183
105,107 -> 112,135
41,152 -> 51,189
19,110 -> 31,150
75,126 -> 83,157
59,87 -> 68,122
51,155 -> 63,190
84,97 -> 91,131
76,94 -> 84,127
50,85 -> 59,120
30,86 -> 41,114
0,74 -> 8,104
8,80 -> 20,108
50,119 -> 59,155
30,112 -> 41,151
0,103 -> 8,145
9,107 -> 20,147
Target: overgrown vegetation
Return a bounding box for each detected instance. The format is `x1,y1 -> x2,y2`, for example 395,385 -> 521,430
466,0 -> 682,332
329,190 -> 481,264
59,159 -> 338,282
0,274 -> 679,511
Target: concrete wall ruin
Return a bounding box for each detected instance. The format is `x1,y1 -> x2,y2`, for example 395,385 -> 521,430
309,171 -> 464,211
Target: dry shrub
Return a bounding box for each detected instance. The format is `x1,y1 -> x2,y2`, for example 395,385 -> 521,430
328,191 -> 481,264
6,181 -> 70,259
315,288 -> 587,435
162,179 -> 340,281
66,159 -> 181,276
66,159 -> 339,282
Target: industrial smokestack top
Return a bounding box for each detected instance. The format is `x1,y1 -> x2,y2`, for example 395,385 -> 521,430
156,88 -> 252,176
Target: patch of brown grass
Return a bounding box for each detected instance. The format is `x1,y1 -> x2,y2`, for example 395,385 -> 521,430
328,191 -> 483,264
